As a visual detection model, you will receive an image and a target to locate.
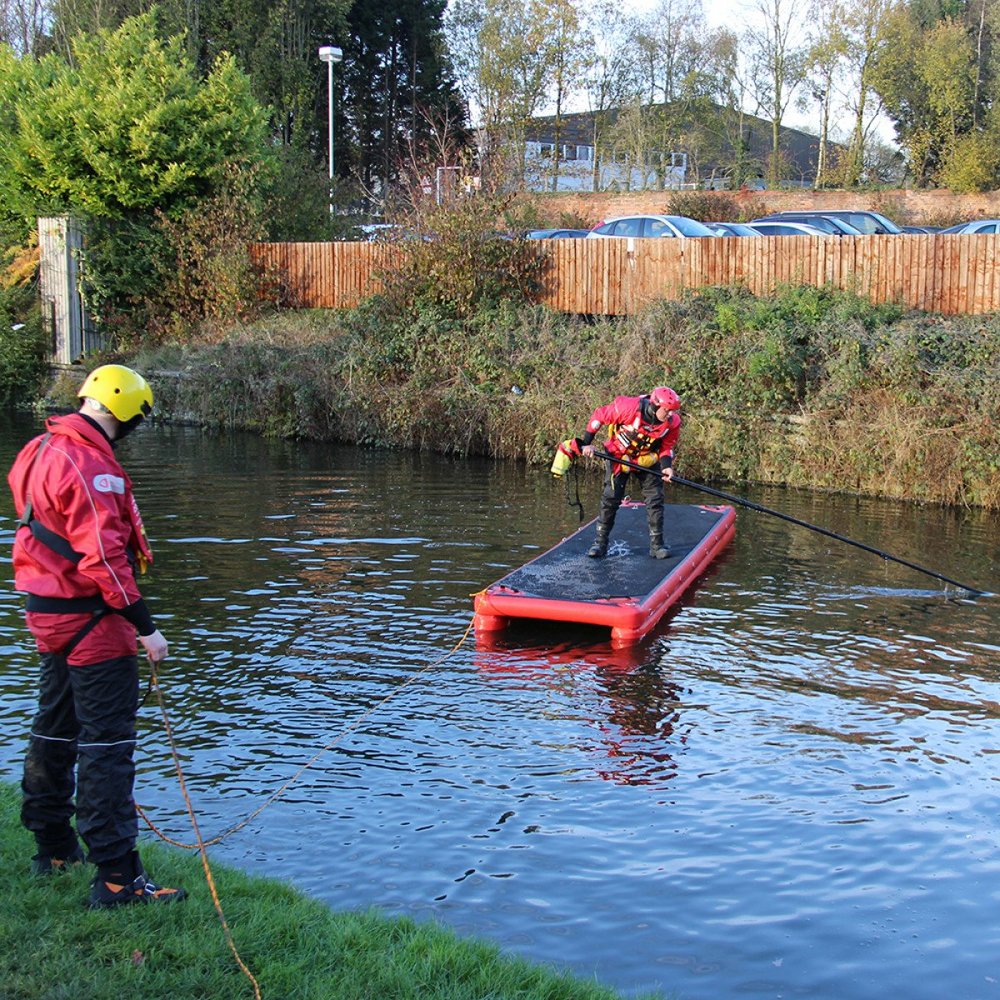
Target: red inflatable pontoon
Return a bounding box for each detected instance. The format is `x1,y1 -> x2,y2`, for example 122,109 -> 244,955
474,501 -> 735,646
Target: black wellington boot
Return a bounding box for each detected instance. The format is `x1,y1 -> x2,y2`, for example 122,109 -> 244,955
587,525 -> 609,558
648,532 -> 670,559
647,505 -> 669,558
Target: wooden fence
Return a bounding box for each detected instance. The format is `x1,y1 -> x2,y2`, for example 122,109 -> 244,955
250,233 -> 1000,316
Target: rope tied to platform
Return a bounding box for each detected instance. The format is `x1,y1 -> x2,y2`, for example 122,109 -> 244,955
138,618 -> 476,998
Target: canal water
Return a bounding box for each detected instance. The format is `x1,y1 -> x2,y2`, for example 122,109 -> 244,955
0,413 -> 997,1000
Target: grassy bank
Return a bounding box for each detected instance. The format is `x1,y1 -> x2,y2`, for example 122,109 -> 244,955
0,783 -> 661,1000
59,283 -> 1000,509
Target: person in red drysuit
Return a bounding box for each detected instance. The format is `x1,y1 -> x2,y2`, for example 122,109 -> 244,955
575,386 -> 682,559
8,364 -> 186,909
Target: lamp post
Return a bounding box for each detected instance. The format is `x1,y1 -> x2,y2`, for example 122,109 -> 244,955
318,45 -> 343,210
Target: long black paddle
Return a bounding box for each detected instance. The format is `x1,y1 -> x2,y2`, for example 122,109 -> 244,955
592,450 -> 985,596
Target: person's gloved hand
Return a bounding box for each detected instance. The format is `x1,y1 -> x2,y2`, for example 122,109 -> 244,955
140,629 -> 168,665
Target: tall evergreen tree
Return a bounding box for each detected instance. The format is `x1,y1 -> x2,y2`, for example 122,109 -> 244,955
339,0 -> 465,193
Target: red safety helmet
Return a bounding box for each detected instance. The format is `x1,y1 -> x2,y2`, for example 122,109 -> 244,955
649,386 -> 680,411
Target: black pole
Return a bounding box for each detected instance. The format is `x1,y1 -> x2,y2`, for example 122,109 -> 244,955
592,450 -> 985,596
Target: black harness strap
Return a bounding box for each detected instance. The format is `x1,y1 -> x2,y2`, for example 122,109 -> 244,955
16,433 -> 85,564
60,609 -> 113,659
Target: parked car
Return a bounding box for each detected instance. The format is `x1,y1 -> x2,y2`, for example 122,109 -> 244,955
706,221 -> 762,237
525,228 -> 590,239
586,214 -> 718,239
751,214 -> 862,236
938,219 -> 1000,234
899,225 -> 942,234
748,221 -> 830,237
761,209 -> 904,235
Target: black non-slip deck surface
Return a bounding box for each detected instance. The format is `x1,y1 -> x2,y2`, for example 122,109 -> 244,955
491,503 -> 730,603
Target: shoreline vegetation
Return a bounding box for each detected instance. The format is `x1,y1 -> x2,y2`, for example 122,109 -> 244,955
0,783 -> 660,1000
68,281 -> 999,511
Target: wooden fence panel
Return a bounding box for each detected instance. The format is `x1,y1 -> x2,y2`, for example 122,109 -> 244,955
250,234 -> 1000,316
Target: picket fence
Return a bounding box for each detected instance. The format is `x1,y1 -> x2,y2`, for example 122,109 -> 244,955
249,233 -> 1000,316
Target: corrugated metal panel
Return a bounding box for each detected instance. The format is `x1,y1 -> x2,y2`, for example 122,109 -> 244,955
37,217 -> 103,364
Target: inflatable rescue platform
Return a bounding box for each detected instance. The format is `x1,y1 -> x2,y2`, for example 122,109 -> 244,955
474,500 -> 736,646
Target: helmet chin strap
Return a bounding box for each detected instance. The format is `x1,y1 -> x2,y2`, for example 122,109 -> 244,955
116,414 -> 145,440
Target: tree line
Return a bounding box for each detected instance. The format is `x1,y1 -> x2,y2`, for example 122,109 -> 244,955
0,0 -> 998,356
2,0 -> 999,202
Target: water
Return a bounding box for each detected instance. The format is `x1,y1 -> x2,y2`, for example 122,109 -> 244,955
0,413 -> 998,999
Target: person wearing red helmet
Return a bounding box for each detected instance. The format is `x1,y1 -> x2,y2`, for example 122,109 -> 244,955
578,386 -> 682,559
8,364 -> 186,909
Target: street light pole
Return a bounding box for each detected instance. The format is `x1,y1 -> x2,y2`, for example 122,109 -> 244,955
318,45 -> 343,212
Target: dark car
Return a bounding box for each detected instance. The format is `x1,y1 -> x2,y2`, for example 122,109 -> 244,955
525,228 -> 590,239
751,214 -> 862,236
762,210 -> 903,235
749,221 -> 830,237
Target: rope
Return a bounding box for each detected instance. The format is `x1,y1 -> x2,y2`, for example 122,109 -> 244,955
137,617 -> 476,851
562,462 -> 585,522
149,663 -> 262,1000
137,619 -> 476,999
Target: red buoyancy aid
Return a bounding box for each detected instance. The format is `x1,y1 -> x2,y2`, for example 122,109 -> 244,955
584,395 -> 681,472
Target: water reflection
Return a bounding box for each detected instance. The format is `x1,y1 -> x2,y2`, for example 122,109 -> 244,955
476,630 -> 687,787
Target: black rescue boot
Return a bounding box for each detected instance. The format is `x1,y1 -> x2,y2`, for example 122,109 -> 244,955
648,533 -> 670,559
31,843 -> 85,876
647,505 -> 669,559
587,526 -> 609,558
88,851 -> 186,909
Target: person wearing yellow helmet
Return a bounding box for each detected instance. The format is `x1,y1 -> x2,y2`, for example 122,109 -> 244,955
7,364 -> 186,908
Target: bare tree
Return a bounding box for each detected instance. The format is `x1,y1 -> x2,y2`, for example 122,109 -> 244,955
547,0 -> 589,191
579,0 -> 642,189
805,0 -> 848,187
1,0 -> 49,54
838,0 -> 892,185
633,0 -> 706,105
744,0 -> 810,186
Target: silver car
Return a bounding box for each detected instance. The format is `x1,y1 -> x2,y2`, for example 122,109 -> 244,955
939,219 -> 1000,234
586,214 -> 718,239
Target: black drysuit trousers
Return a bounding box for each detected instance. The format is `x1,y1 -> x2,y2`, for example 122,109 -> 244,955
21,652 -> 140,864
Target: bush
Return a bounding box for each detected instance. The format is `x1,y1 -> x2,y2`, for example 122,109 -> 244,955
0,285 -> 48,408
664,191 -> 740,221
379,194 -> 544,321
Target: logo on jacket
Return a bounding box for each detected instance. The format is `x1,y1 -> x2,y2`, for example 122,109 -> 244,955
93,473 -> 125,494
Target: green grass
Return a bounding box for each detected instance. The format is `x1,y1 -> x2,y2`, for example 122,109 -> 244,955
0,784 -> 663,1000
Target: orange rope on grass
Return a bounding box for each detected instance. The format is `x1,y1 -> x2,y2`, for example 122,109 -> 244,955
149,664 -> 261,1000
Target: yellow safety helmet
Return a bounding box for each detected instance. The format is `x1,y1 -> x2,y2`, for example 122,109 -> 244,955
77,364 -> 153,424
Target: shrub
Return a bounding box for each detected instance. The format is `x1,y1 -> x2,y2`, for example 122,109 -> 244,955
665,191 -> 739,221
379,194 -> 544,321
142,167 -> 267,343
0,285 -> 48,408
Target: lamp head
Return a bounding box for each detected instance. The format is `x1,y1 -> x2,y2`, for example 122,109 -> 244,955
318,46 -> 343,63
